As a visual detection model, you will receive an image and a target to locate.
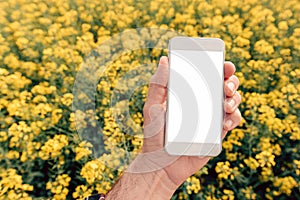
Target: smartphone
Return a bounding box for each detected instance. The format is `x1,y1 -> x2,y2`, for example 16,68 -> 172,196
165,37 -> 225,156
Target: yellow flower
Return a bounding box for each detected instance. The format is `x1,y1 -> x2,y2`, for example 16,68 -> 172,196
0,168 -> 34,199
38,134 -> 69,160
186,176 -> 201,194
278,21 -> 289,30
95,181 -> 112,194
261,167 -> 274,183
255,150 -> 276,168
0,131 -> 8,142
215,161 -> 237,180
222,189 -> 234,200
15,37 -> 29,50
31,82 -> 56,95
273,176 -> 298,196
75,141 -> 93,161
3,53 -> 20,69
244,157 -> 260,170
80,159 -> 105,184
234,36 -> 250,48
72,185 -> 93,199
241,187 -> 256,199
294,160 -> 300,175
254,40 -> 274,55
6,150 -> 20,159
51,109 -> 63,125
8,121 -> 33,148
46,174 -> 71,200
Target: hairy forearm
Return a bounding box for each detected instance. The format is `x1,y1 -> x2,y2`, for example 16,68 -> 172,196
105,169 -> 177,200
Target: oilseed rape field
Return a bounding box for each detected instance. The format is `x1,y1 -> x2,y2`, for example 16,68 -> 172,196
0,0 -> 299,199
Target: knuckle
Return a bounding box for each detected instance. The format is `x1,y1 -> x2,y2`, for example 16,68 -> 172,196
229,75 -> 239,87
235,91 -> 242,104
149,75 -> 157,84
235,109 -> 242,119
225,102 -> 234,113
229,105 -> 235,113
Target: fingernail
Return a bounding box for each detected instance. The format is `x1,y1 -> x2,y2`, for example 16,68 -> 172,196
160,56 -> 168,64
228,99 -> 235,107
225,119 -> 233,129
228,82 -> 235,92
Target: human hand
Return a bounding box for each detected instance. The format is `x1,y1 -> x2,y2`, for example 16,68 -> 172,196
106,56 -> 242,200
131,56 -> 241,183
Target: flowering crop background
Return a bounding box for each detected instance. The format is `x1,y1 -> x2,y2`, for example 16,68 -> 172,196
0,0 -> 300,199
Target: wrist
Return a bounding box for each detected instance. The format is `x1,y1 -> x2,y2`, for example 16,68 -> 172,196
149,168 -> 178,199
106,166 -> 177,200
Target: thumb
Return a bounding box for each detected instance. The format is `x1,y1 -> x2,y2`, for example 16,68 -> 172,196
142,56 -> 169,152
143,56 -> 169,126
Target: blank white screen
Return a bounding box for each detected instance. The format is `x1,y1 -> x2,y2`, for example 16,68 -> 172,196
167,50 -> 223,144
